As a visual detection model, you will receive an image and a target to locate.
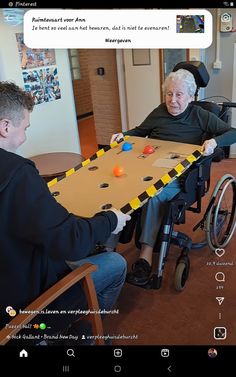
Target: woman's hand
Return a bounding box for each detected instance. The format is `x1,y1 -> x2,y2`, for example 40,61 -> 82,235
201,138 -> 217,156
110,133 -> 124,144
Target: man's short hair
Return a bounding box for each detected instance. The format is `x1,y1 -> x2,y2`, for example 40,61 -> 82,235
0,81 -> 34,126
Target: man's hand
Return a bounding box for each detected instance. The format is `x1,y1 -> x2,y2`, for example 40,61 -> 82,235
201,138 -> 217,156
110,133 -> 124,144
109,208 -> 131,234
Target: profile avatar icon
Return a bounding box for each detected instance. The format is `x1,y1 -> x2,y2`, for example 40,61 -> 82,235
208,348 -> 218,358
6,306 -> 17,317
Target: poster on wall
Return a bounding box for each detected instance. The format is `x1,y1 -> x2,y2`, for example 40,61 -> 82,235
16,33 -> 61,104
22,67 -> 61,105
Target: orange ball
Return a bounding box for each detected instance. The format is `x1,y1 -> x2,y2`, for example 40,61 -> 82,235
113,165 -> 124,177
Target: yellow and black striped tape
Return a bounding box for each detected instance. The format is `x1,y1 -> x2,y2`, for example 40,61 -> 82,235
47,136 -> 129,188
119,149 -> 202,214
48,141 -> 202,215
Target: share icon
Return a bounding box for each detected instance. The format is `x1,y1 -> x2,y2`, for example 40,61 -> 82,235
216,297 -> 224,305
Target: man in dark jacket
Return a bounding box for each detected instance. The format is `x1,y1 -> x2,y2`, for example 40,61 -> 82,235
0,81 -> 130,343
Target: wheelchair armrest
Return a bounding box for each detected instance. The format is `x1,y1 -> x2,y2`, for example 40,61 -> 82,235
180,148 -> 223,195
119,208 -> 141,244
194,147 -> 224,166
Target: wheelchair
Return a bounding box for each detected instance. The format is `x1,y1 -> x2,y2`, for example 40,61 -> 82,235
119,61 -> 236,291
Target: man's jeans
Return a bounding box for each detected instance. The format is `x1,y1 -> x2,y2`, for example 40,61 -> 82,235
67,251 -> 127,311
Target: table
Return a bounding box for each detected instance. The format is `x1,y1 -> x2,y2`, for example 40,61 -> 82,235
29,152 -> 85,181
48,137 -> 202,216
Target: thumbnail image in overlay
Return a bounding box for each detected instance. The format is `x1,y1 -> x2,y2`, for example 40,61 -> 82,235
176,15 -> 204,33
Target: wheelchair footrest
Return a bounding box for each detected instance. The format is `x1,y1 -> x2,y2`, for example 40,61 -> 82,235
141,274 -> 162,290
149,274 -> 162,289
126,273 -> 162,290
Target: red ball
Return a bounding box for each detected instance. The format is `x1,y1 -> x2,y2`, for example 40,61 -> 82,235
143,145 -> 155,154
113,165 -> 124,177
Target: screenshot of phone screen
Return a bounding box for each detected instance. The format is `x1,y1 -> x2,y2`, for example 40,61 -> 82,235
0,1 -> 235,375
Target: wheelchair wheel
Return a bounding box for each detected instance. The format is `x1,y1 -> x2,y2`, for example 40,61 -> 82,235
206,174 -> 236,251
174,260 -> 190,291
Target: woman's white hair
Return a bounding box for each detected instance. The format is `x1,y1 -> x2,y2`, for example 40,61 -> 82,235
162,69 -> 197,98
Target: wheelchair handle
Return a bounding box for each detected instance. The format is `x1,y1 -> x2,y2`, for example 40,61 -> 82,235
218,102 -> 236,108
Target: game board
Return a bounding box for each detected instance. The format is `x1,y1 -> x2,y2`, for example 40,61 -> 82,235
48,136 -> 202,216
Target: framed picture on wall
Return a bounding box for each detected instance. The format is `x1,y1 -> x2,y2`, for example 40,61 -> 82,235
132,49 -> 151,66
159,49 -> 189,101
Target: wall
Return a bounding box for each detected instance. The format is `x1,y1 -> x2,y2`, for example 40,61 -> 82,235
231,43 -> 236,158
205,8 -> 236,157
87,49 -> 121,145
0,13 -> 80,158
122,48 -> 201,130
121,10 -> 236,154
205,8 -> 236,100
73,49 -> 93,117
123,49 -> 161,129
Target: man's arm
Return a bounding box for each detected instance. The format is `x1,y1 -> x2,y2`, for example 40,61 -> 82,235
10,164 -> 121,261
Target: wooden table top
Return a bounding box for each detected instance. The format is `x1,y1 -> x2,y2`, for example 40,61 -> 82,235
29,152 -> 85,178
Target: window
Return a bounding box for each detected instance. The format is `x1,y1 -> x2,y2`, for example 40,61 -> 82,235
159,49 -> 189,101
68,49 -> 80,80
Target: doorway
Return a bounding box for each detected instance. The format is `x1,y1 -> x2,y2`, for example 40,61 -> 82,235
69,49 -> 97,159
71,49 -> 122,158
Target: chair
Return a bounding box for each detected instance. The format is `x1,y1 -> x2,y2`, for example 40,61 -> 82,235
0,263 -> 104,345
120,61 -> 236,290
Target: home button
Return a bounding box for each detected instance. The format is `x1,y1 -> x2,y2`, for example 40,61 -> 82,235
19,349 -> 28,358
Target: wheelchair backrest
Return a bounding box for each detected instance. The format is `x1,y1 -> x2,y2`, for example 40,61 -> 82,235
191,100 -> 231,125
173,61 -> 209,90
173,61 -> 232,127
191,100 -> 221,117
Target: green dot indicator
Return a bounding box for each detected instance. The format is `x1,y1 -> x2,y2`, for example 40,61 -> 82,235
39,323 -> 47,330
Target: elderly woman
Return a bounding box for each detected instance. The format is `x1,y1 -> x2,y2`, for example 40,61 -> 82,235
108,68 -> 236,286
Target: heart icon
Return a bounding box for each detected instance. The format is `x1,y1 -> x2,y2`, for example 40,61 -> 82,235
215,248 -> 225,257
